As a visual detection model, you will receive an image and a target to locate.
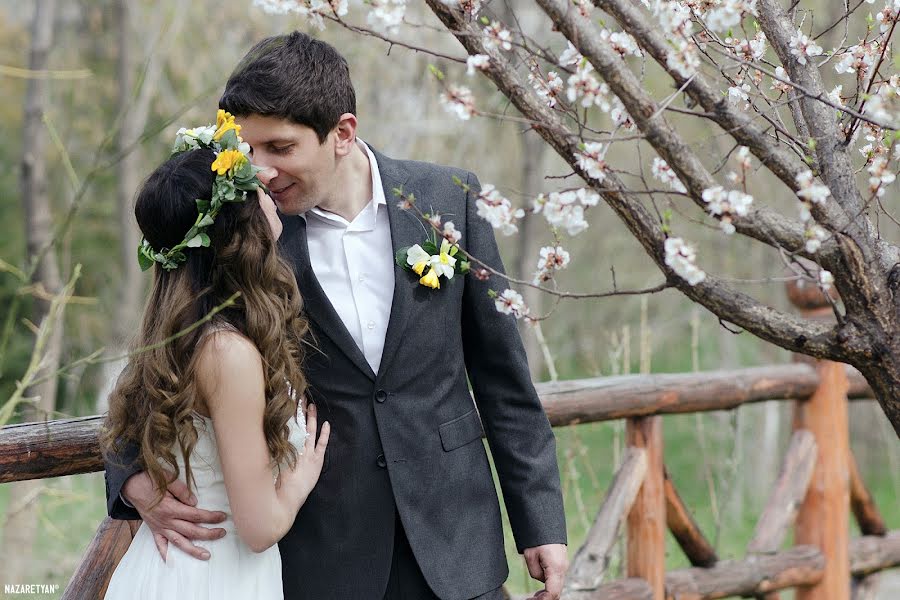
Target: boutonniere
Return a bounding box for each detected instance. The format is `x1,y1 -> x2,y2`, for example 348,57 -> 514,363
396,224 -> 470,290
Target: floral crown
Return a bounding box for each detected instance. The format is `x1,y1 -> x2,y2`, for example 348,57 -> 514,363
137,110 -> 265,271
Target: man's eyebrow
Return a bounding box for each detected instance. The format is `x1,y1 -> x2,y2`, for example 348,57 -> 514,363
259,138 -> 295,145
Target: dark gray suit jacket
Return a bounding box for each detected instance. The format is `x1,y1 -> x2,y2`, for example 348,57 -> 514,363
104,148 -> 566,600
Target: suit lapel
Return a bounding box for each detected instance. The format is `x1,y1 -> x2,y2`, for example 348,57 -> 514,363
280,147 -> 421,383
373,149 -> 423,381
282,216 -> 377,381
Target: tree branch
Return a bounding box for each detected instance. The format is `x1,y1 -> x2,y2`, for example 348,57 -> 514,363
422,0 -> 862,363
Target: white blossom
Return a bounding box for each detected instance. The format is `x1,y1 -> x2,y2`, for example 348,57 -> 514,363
834,41 -> 878,77
789,28 -> 823,65
701,186 -> 753,234
876,2 -> 900,33
664,237 -> 706,285
495,289 -> 528,319
532,189 -> 597,236
574,142 -> 608,182
771,66 -> 793,93
706,0 -> 758,32
667,38 -> 700,78
252,0 -> 347,30
805,224 -> 829,253
466,54 -> 490,76
442,221 -> 462,244
483,21 -> 512,52
651,157 -> 687,193
533,245 -> 571,284
795,170 -> 831,205
819,269 -> 834,291
566,62 -> 611,110
610,96 -> 635,130
529,71 -> 564,108
601,30 -> 643,58
475,184 -> 524,236
728,30 -> 767,61
366,0 -> 406,33
728,83 -> 751,106
439,85 -> 477,120
828,85 -> 844,110
559,41 -> 583,66
868,156 -> 897,197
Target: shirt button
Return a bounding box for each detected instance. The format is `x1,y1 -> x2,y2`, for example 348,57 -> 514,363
358,274 -> 365,282
367,321 -> 376,330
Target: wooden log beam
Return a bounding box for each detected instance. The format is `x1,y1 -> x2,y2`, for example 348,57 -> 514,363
664,545 -> 825,599
0,416 -> 105,483
61,517 -> 140,600
563,447 -> 647,597
539,364 -> 871,426
850,531 -> 900,576
664,469 -> 717,568
627,416 -> 665,600
794,360 -> 851,600
748,429 -> 818,554
848,453 -> 887,537
514,578 -> 654,600
0,364 -> 875,483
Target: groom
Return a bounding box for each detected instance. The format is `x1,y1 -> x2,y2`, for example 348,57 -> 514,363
104,31 -> 567,600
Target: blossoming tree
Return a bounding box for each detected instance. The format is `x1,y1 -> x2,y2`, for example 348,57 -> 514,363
251,0 -> 900,436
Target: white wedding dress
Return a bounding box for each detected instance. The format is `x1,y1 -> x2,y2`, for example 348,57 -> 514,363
104,407 -> 307,600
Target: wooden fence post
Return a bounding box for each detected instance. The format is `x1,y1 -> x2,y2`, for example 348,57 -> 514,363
787,277 -> 851,600
626,416 -> 665,600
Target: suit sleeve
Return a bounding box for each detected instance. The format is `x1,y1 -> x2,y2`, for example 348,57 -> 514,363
460,172 -> 567,553
104,439 -> 143,520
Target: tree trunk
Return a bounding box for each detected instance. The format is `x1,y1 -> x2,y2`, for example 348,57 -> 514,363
1,0 -> 61,584
112,0 -> 142,346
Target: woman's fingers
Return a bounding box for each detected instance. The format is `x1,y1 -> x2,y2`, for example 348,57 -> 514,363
316,421 -> 330,456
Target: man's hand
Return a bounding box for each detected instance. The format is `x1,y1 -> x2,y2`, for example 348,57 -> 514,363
122,471 -> 228,561
523,544 -> 569,600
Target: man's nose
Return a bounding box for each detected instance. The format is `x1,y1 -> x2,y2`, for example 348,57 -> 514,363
256,167 -> 277,186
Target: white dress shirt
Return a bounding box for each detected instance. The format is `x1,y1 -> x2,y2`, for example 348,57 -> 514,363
303,140 -> 395,374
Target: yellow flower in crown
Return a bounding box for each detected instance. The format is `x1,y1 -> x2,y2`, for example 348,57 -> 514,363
211,148 -> 247,176
213,109 -> 242,141
398,230 -> 470,290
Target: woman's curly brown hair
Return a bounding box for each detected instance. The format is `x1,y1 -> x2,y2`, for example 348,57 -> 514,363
100,147 -> 308,508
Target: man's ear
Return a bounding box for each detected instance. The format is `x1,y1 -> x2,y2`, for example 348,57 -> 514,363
333,113 -> 358,157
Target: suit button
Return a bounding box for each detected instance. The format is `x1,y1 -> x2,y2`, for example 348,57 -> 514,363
375,390 -> 387,403
376,454 -> 387,468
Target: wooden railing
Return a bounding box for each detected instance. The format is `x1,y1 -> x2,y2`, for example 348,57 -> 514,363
1,360 -> 898,599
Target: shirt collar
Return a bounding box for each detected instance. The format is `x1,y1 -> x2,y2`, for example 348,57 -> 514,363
304,138 -> 385,231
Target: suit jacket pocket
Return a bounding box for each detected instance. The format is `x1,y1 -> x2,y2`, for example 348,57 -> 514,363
439,408 -> 484,451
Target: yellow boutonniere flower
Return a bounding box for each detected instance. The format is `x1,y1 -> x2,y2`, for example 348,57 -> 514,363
420,267 -> 441,289
211,149 -> 246,176
402,236 -> 469,290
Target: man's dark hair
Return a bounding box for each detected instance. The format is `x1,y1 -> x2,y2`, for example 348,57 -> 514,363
219,31 -> 356,143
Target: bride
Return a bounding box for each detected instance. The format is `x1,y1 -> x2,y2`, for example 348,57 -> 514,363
100,111 -> 329,599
